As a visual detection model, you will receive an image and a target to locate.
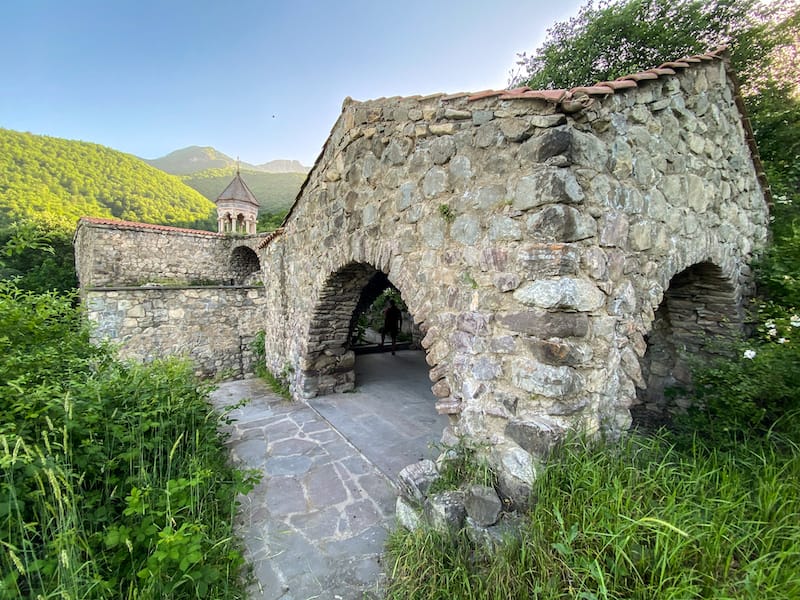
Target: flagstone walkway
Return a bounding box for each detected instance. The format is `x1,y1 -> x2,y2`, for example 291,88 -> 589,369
209,350 -> 448,600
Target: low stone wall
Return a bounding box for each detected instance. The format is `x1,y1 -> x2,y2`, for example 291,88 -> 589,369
74,218 -> 265,287
85,286 -> 267,378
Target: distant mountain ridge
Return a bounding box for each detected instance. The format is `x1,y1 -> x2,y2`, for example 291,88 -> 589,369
144,146 -> 309,176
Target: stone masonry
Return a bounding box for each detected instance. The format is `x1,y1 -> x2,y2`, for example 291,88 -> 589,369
257,49 -> 769,502
75,218 -> 268,378
76,49 -> 770,504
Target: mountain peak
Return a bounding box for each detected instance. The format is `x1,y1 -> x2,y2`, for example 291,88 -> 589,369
144,146 -> 308,175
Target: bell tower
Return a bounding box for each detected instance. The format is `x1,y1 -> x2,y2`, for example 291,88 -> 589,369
216,165 -> 259,234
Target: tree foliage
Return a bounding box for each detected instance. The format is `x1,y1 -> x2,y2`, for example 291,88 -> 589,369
0,128 -> 217,233
512,0 -> 796,91
0,222 -> 77,292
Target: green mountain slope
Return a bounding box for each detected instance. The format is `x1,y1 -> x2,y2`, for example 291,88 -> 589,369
0,129 -> 216,231
145,146 -> 309,175
143,146 -> 238,175
182,167 -> 305,215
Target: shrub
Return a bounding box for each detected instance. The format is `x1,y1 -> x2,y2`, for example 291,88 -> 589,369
0,281 -> 256,598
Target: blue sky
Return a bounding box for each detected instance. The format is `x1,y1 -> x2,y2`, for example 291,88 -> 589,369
1,1 -> 584,166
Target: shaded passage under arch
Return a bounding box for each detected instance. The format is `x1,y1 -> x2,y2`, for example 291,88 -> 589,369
308,350 -> 448,480
229,245 -> 261,284
633,262 -> 744,428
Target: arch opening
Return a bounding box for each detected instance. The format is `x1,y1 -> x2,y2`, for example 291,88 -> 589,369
632,261 -> 743,429
300,260 -> 447,478
229,246 -> 261,285
299,261 -> 426,397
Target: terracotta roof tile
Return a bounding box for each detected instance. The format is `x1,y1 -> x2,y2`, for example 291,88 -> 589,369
78,217 -> 222,236
467,89 -> 506,101
256,227 -> 285,249
660,61 -> 691,69
570,85 -> 615,95
598,79 -> 638,90
497,89 -> 568,102
442,92 -> 470,101
647,67 -> 676,76
621,71 -> 660,82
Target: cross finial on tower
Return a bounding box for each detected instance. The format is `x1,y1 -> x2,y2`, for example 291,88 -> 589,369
236,156 -> 240,175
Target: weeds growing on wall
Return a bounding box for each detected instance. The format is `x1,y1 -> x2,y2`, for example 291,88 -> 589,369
0,280 -> 256,598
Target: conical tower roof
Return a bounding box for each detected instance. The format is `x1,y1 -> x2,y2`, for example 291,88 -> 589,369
216,170 -> 259,208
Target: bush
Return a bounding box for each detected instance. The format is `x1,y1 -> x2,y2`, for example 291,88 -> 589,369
0,281 -> 256,598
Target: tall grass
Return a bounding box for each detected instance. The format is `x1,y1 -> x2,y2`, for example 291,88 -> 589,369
0,282 -> 256,598
386,425 -> 800,599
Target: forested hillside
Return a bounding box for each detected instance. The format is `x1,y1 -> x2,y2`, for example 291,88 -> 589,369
182,167 -> 305,215
0,129 -> 216,231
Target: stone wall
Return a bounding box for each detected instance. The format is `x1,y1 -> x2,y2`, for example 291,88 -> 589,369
259,52 -> 769,500
75,218 -> 269,378
74,217 -> 264,287
85,286 -> 267,377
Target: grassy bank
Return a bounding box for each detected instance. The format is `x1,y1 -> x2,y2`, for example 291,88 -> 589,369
0,282 -> 256,598
386,425 -> 800,599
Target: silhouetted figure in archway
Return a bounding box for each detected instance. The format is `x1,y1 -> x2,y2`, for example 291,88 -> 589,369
381,299 -> 402,355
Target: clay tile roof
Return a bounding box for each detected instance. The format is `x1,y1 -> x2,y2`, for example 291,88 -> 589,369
647,67 -> 676,76
497,89 -> 568,102
217,171 -> 259,207
660,61 -> 691,69
442,92 -> 471,101
256,227 -> 285,249
78,216 -> 222,236
598,79 -> 638,90
570,84 -> 615,95
621,71 -> 660,82
467,89 -> 506,101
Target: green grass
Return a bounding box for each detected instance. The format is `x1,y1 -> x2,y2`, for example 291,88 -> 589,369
0,282 -> 257,598
386,425 -> 800,599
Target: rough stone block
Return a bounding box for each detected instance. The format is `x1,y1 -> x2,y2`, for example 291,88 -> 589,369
513,278 -> 606,312
396,496 -> 423,530
425,491 -> 467,532
398,460 -> 440,503
499,310 -> 589,338
464,485 -> 503,527
505,418 -> 564,458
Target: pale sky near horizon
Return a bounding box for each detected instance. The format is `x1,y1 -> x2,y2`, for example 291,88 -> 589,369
1,1 -> 585,167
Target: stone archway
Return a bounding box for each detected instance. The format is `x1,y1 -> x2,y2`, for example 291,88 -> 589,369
299,261 -> 436,399
230,246 -> 261,285
633,261 -> 744,427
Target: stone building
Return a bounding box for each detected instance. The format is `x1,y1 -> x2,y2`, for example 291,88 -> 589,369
216,168 -> 259,234
76,48 -> 770,502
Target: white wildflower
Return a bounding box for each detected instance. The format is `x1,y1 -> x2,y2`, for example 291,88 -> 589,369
791,315 -> 800,328
768,328 -> 778,337
778,338 -> 788,344
743,349 -> 756,359
765,320 -> 775,329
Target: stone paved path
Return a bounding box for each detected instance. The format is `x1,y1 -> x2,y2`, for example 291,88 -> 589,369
209,350 -> 447,600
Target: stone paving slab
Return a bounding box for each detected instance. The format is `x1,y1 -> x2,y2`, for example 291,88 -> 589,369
209,351 -> 446,599
211,379 -> 395,599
